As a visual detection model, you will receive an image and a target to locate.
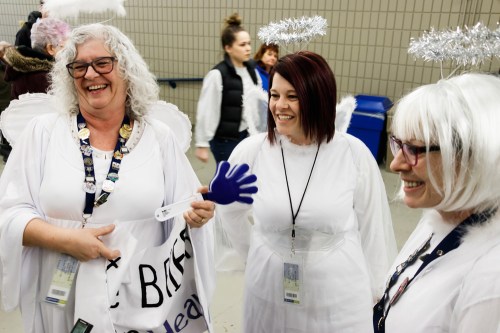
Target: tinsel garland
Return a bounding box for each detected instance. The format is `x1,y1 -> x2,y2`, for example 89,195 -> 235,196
408,22 -> 500,67
258,16 -> 327,45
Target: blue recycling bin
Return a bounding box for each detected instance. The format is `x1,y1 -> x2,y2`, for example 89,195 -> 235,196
347,95 -> 393,163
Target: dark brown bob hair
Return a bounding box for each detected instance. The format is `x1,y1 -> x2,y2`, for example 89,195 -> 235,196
267,51 -> 337,144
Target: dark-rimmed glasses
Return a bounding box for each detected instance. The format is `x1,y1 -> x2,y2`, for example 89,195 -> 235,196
389,135 -> 440,166
66,57 -> 116,79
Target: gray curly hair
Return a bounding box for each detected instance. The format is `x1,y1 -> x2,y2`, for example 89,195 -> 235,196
49,23 -> 159,119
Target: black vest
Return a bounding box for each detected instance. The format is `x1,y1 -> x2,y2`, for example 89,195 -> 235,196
213,55 -> 258,140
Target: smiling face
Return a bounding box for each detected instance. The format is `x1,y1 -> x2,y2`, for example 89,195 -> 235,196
73,39 -> 127,118
269,73 -> 309,145
390,139 -> 444,209
225,31 -> 251,67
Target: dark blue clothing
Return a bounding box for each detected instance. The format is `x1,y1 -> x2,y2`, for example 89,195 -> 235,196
209,129 -> 248,164
256,65 -> 269,91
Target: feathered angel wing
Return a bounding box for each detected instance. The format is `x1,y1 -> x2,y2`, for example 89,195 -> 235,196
0,95 -> 192,152
335,95 -> 356,133
0,93 -> 60,146
242,85 -> 269,136
147,100 -> 192,152
43,0 -> 126,19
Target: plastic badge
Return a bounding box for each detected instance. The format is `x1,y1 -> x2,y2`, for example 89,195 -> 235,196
154,161 -> 258,222
45,254 -> 79,307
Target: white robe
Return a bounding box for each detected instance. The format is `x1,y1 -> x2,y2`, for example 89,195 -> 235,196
217,132 -> 397,333
0,113 -> 215,332
384,210 -> 500,332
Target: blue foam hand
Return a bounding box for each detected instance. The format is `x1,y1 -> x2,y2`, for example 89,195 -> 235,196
202,161 -> 258,205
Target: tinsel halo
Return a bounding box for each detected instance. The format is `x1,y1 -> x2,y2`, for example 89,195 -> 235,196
408,22 -> 500,67
258,15 -> 327,46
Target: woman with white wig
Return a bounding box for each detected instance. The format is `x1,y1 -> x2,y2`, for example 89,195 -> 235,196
0,23 -> 215,332
374,73 -> 500,333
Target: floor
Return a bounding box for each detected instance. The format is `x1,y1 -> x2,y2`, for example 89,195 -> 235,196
0,145 -> 421,333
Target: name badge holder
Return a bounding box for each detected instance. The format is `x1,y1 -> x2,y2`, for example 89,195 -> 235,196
45,113 -> 130,308
45,253 -> 80,307
279,140 -> 320,306
283,255 -> 303,305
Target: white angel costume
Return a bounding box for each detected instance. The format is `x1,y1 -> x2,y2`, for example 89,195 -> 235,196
384,210 -> 500,332
217,129 -> 397,333
0,96 -> 214,332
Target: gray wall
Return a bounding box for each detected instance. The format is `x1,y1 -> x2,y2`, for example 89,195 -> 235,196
1,0 -> 499,122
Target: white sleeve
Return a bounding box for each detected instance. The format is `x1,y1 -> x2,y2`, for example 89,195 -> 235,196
352,139 -> 397,301
214,135 -> 265,263
455,300 -> 500,333
452,246 -> 500,333
195,69 -> 223,147
0,115 -> 54,311
153,120 -> 216,300
254,68 -> 263,88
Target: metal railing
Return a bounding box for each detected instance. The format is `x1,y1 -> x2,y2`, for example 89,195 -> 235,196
157,77 -> 203,89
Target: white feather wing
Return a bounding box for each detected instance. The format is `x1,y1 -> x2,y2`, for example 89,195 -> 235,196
0,93 -> 60,146
335,95 -> 356,133
43,0 -> 126,18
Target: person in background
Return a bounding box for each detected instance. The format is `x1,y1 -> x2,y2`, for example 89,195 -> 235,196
253,43 -> 279,91
195,13 -> 263,164
0,62 -> 11,162
1,17 -> 70,99
374,73 -> 500,333
217,51 -> 397,332
0,23 -> 215,332
0,17 -> 70,162
14,10 -> 42,48
40,0 -> 50,18
0,62 -> 10,112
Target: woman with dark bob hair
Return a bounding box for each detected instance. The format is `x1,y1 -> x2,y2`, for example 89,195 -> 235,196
217,51 -> 396,332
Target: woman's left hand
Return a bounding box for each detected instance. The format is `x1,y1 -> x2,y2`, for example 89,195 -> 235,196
183,186 -> 215,228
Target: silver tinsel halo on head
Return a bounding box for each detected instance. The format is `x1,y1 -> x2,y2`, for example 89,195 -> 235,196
258,15 -> 327,46
408,22 -> 500,67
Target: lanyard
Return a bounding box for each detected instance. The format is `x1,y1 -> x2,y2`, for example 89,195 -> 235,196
373,210 -> 495,333
280,140 -> 320,255
77,112 -> 131,227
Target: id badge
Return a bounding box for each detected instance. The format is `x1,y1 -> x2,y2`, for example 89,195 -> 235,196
283,256 -> 302,305
45,253 -> 79,307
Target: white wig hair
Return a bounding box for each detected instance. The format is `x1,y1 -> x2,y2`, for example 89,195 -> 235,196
49,23 -> 159,119
391,73 -> 500,213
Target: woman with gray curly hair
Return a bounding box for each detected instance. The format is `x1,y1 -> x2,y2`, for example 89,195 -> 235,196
374,73 -> 500,333
0,23 -> 215,332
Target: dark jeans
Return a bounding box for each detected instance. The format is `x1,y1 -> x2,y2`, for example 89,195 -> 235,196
209,130 -> 248,164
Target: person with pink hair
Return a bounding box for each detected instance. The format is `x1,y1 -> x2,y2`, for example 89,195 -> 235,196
0,17 -> 70,161
1,17 -> 70,100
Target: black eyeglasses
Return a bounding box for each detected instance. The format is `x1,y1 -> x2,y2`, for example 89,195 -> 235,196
66,57 -> 116,79
389,135 -> 440,166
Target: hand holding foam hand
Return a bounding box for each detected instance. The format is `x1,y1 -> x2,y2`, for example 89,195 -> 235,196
155,161 -> 257,222
202,161 -> 258,204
